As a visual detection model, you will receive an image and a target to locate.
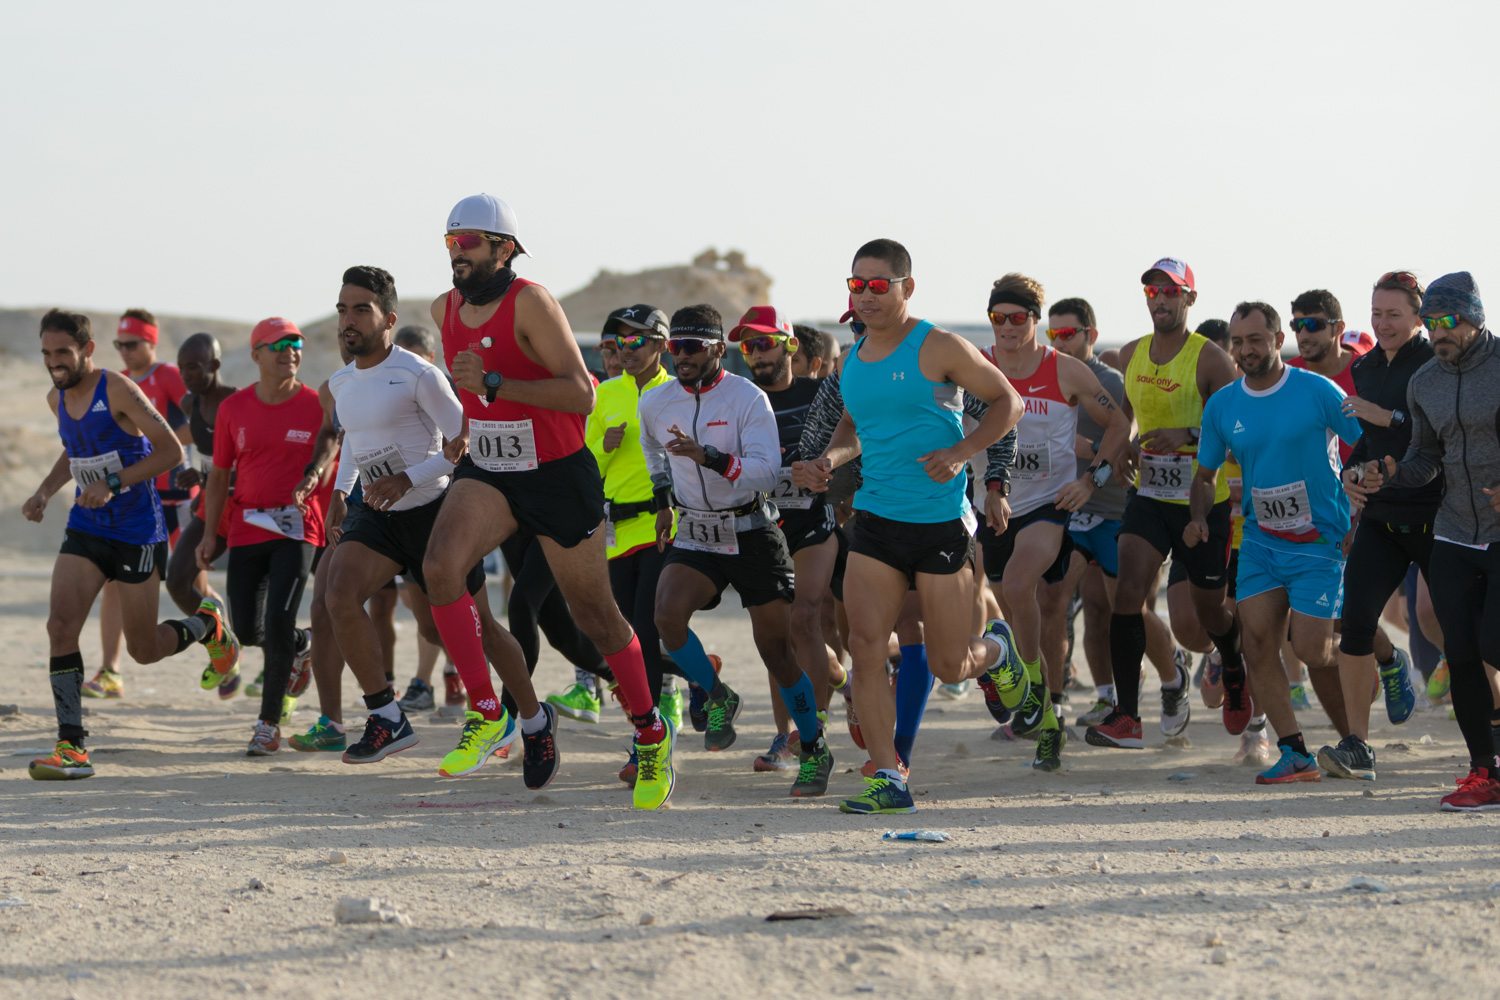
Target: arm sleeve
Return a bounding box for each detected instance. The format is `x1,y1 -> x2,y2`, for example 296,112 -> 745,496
798,374 -> 844,460
212,397 -> 236,470
398,368 -> 463,489
1388,381 -> 1443,487
1196,399 -> 1227,471
723,389 -> 783,490
963,389 -> 1016,487
335,436 -> 359,496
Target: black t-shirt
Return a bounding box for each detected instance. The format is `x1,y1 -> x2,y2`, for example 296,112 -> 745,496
762,376 -> 828,518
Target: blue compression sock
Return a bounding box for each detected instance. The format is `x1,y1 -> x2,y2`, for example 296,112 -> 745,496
663,630 -> 718,692
893,644 -> 933,764
778,673 -> 821,746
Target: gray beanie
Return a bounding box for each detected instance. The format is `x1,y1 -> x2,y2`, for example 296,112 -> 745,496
1421,271 -> 1485,329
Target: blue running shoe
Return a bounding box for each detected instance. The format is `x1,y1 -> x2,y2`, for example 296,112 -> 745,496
687,682 -> 709,733
839,774 -> 917,814
1289,684 -> 1311,712
1254,745 -> 1322,785
342,711 -> 419,764
1381,649 -> 1417,725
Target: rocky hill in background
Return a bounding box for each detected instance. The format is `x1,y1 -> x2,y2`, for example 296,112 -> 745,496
557,249 -> 772,336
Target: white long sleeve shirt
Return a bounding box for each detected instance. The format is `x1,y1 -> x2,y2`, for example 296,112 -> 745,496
638,368 -> 781,515
330,346 -> 465,511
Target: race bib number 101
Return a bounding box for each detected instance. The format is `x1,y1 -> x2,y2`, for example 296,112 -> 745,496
356,444 -> 410,486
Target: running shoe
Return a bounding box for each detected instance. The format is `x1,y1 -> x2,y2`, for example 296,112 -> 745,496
1289,684 -> 1311,712
936,680 -> 971,700
290,715 -> 347,752
618,747 -> 638,786
443,671 -> 465,707
1160,662 -> 1192,737
754,732 -> 798,772
1233,728 -> 1273,767
28,740 -> 94,780
82,668 -> 123,699
1426,658 -> 1450,702
216,667 -> 241,700
659,681 -> 684,732
197,596 -> 241,680
687,682 -> 709,733
976,673 -> 1013,726
1254,745 -> 1321,784
287,630 -> 312,697
843,674 -> 865,749
839,775 -> 916,814
521,703 -> 560,790
438,710 -> 517,777
546,681 -> 602,724
790,733 -> 834,797
1076,696 -> 1114,728
1221,667 -> 1252,735
1032,727 -> 1065,772
632,719 -> 677,810
1085,711 -> 1144,749
1010,680 -> 1048,738
1201,650 -> 1224,709
246,721 -> 281,756
982,619 -> 1031,714
343,712 -> 419,764
279,695 -> 297,727
703,683 -> 743,752
1191,650 -> 1206,689
245,670 -> 264,699
1380,649 -> 1417,725
1317,734 -> 1376,780
398,678 -> 435,713
859,758 -> 910,781
1439,767 -> 1500,812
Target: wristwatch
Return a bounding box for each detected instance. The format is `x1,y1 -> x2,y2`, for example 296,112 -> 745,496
1088,461 -> 1112,489
1390,409 -> 1406,428
483,370 -> 503,403
987,478 -> 1011,497
303,463 -> 322,479
1187,427 -> 1201,443
105,472 -> 123,496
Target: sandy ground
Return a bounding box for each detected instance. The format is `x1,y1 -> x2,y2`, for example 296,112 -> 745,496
1,560 -> 1499,1000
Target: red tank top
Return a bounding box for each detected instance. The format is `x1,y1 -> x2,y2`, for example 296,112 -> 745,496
440,280 -> 586,464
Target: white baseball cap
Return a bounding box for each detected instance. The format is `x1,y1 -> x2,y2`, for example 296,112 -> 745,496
446,193 -> 529,257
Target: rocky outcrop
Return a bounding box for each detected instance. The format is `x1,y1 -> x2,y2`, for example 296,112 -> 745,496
557,249 -> 772,337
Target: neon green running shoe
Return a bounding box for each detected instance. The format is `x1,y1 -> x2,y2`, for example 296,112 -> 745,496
289,715 -> 347,752
546,681 -> 602,724
982,619 -> 1031,712
279,695 -> 297,726
839,774 -> 917,814
82,668 -> 123,699
1427,658 -> 1451,702
439,710 -> 517,777
658,682 -> 684,732
245,670 -> 264,699
1289,684 -> 1312,711
632,718 -> 677,810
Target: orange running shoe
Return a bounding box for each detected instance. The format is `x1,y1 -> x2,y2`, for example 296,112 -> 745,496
29,740 -> 95,780
198,596 -> 241,677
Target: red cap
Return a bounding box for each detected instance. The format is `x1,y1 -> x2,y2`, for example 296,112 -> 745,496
727,305 -> 793,343
838,294 -> 856,324
251,317 -> 302,349
117,316 -> 159,344
1141,257 -> 1195,291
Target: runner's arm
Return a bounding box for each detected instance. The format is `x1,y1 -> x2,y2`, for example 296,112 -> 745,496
293,382 -> 341,506
24,448 -> 73,521
489,285 -> 596,414
1185,402 -> 1226,542
719,389 -> 782,491
963,390 -> 1016,492
585,392 -> 614,474
1386,385 -> 1442,488
1063,354 -> 1133,478
108,372 -> 185,488
932,331 -> 1023,462
201,396 -> 237,544
400,367 -> 465,489
638,399 -> 673,507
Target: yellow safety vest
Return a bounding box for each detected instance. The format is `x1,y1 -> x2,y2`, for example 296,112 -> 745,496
588,367 -> 677,559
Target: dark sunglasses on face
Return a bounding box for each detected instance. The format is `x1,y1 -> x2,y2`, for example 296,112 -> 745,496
1046,326 -> 1091,341
1290,317 -> 1338,334
667,338 -> 714,355
989,310 -> 1035,327
739,334 -> 792,356
262,336 -> 304,352
847,276 -> 906,295
1422,315 -> 1461,331
1144,284 -> 1185,299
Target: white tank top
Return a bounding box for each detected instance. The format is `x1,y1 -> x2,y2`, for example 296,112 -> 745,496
986,346 -> 1078,518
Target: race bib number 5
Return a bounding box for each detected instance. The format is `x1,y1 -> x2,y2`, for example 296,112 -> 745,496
243,505 -> 305,541
770,467 -> 816,510
1137,451 -> 1192,501
674,509 -> 738,555
1251,481 -> 1318,542
469,419 -> 538,473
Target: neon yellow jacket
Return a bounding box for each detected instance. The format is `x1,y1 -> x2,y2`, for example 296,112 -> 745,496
588,367 -> 677,559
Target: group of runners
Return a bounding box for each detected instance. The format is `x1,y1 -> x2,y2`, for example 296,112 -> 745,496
22,194 -> 1500,814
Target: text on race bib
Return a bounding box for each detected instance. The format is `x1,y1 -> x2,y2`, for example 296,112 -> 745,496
1069,511 -> 1104,533
1251,480 -> 1318,542
70,451 -> 129,494
355,444 -> 410,487
1137,451 -> 1193,500
1012,441 -> 1051,481
244,505 -> 305,541
469,419 -> 538,473
770,467 -> 817,510
674,509 -> 738,555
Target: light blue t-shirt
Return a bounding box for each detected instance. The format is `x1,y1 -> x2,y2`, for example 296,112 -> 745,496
1198,366 -> 1363,559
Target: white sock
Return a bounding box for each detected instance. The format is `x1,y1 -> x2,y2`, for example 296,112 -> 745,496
876,768 -> 906,785
373,699 -> 402,723
520,709 -> 548,735
1098,684 -> 1116,702
1248,714 -> 1267,732
1162,667 -> 1185,690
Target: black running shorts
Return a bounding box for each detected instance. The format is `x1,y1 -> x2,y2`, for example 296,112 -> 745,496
849,511 -> 974,583
664,523 -> 796,610
975,503 -> 1073,585
60,528 -> 167,585
339,497 -> 483,596
1121,492 -> 1232,589
453,446 -> 605,549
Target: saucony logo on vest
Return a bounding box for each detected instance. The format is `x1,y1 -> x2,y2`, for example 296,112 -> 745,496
1135,374 -> 1182,391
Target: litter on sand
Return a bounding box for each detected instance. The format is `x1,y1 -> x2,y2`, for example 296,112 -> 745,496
883,830 -> 950,842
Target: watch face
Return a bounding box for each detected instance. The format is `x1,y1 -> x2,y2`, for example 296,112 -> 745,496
484,372 -> 501,387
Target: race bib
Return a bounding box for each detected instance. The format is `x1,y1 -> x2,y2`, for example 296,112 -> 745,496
1012,441 -> 1050,481
675,509 -> 737,555
469,419 -> 538,472
1069,511 -> 1104,533
770,468 -> 816,510
355,444 -> 410,486
1251,481 -> 1318,542
1138,451 -> 1193,501
244,505 -> 305,541
70,451 -> 129,494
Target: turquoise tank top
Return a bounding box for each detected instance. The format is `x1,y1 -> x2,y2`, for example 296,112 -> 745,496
842,320 -> 967,523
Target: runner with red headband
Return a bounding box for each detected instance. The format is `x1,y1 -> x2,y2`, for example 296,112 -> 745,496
425,193 -> 672,808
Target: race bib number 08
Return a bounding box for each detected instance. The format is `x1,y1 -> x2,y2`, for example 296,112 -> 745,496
70,451 -> 128,494
674,509 -> 738,555
1012,442 -> 1050,481
1137,451 -> 1193,501
469,419 -> 538,473
770,467 -> 816,510
356,444 -> 409,487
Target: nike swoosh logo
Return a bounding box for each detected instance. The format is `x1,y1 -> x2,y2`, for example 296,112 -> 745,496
1018,701 -> 1044,728
586,525 -> 599,536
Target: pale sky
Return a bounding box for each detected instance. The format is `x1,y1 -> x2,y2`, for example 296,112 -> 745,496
3,1 -> 1496,343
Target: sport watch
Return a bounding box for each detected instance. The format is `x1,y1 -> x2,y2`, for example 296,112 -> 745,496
1390,409 -> 1406,428
105,472 -> 123,496
483,370 -> 503,403
1088,461 -> 1112,489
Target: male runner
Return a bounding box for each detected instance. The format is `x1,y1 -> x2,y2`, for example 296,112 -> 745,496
640,305 -> 835,796
978,275 -> 1133,771
321,266 -> 559,787
1087,258 -> 1244,750
1286,290 -> 1372,464
1359,272 -> 1500,810
423,193 -> 671,809
25,309 -> 239,780
730,306 -> 852,772
1190,301 -> 1362,784
1321,271 -> 1435,779
789,324 -> 832,379
794,238 -> 1024,814
85,308 -> 196,698
198,318 -> 326,755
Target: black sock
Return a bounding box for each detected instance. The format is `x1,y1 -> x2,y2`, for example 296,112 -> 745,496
1277,733 -> 1308,757
1109,612 -> 1147,719
363,688 -> 396,711
49,652 -> 88,748
1207,619 -> 1243,675
710,679 -> 728,700
168,614 -> 210,653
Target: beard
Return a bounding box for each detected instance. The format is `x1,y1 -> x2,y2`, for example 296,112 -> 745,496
749,355 -> 791,387
344,328 -> 378,356
452,251 -> 500,298
1299,340 -> 1330,363
1239,353 -> 1276,380
50,362 -> 85,391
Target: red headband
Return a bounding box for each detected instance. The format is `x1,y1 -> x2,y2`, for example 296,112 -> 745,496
118,317 -> 159,344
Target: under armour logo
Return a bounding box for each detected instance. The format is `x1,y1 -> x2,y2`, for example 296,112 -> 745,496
893,372 -> 905,380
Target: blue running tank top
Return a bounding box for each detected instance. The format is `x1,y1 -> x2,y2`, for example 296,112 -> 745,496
58,374 -> 167,544
842,320 -> 967,523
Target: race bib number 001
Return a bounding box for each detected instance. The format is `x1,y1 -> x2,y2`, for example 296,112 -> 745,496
1137,451 -> 1193,501
244,505 -> 305,541
469,418 -> 538,473
1251,480 -> 1317,541
770,467 -> 816,510
674,509 -> 738,555
1012,442 -> 1050,481
356,444 -> 410,486
70,451 -> 128,494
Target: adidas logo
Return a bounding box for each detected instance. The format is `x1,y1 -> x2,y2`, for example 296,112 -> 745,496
1233,420 -> 1245,434
91,400 -> 108,413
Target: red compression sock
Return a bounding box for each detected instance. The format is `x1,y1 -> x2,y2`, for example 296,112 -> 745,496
605,634 -> 662,741
429,593 -> 501,720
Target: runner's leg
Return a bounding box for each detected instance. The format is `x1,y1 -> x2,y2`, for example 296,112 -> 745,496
46,555 -> 108,745
253,541 -> 315,725
368,586 -> 399,685
325,542 -> 405,698
1238,591 -> 1302,745
165,515 -> 217,615
1109,533 -> 1167,720
308,541 -> 344,724
847,554 -> 913,774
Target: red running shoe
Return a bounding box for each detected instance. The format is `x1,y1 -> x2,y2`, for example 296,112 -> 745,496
1084,711 -> 1144,749
443,672 -> 465,706
1439,767 -> 1500,812
1221,668 -> 1253,735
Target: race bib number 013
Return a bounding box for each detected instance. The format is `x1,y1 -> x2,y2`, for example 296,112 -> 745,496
770,468 -> 816,510
1137,451 -> 1193,501
674,509 -> 737,555
1251,480 -> 1317,542
70,451 -> 128,494
356,444 -> 410,487
469,419 -> 538,473
243,505 -> 305,541
1012,442 -> 1050,481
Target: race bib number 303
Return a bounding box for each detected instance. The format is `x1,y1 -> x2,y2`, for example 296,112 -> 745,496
674,509 -> 738,555
469,419 -> 538,473
1251,480 -> 1318,542
1137,451 -> 1193,501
